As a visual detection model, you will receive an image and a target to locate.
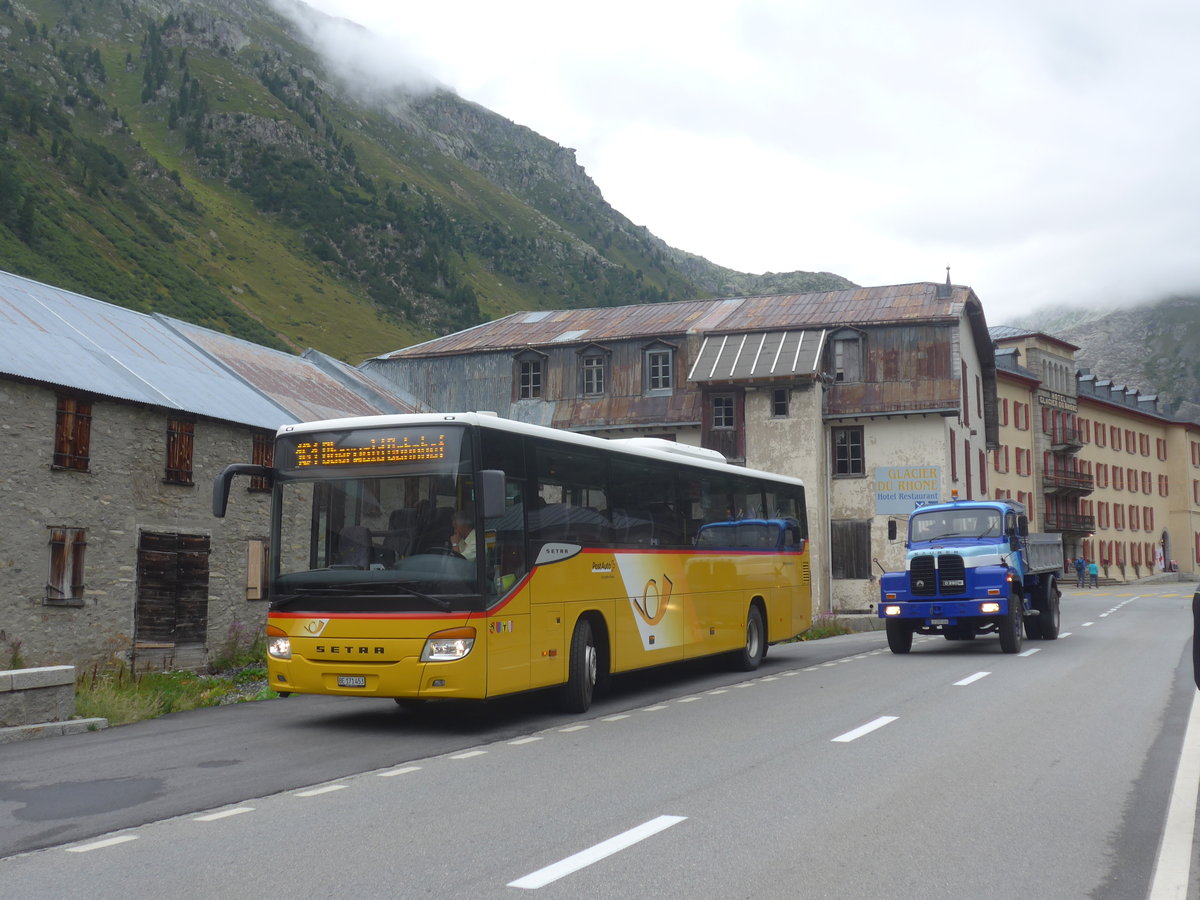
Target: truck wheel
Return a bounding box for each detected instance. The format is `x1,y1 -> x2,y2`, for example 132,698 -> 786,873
560,618 -> 598,713
999,590 -> 1024,654
886,619 -> 914,654
1024,596 -> 1043,640
732,605 -> 766,671
1037,575 -> 1061,640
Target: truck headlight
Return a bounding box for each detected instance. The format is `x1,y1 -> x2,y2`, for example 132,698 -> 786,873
980,602 -> 1001,614
884,605 -> 902,616
421,627 -> 477,662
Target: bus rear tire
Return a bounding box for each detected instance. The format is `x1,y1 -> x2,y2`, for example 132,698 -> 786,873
732,605 -> 766,671
560,618 -> 597,713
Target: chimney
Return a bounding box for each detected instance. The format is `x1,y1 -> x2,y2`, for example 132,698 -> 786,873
936,266 -> 952,299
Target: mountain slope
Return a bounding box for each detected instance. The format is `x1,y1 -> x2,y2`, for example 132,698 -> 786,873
0,0 -> 853,362
1007,295 -> 1200,422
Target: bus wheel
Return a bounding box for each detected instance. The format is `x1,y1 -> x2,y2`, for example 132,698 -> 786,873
561,618 -> 597,713
733,605 -> 766,671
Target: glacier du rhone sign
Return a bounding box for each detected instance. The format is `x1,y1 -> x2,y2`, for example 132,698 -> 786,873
874,466 -> 940,514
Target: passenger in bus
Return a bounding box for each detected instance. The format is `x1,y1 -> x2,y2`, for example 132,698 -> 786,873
450,510 -> 475,560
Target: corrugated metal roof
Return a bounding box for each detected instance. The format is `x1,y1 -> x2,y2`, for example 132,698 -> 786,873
688,330 -> 826,382
166,319 -> 417,422
0,271 -> 293,428
0,269 -> 414,429
379,283 -> 973,358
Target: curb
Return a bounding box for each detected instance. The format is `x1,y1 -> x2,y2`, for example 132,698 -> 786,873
0,717 -> 109,745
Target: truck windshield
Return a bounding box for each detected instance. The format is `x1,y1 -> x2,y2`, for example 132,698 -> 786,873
910,509 -> 1002,542
271,427 -> 484,613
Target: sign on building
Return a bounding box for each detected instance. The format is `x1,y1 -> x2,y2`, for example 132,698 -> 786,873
874,466 -> 941,514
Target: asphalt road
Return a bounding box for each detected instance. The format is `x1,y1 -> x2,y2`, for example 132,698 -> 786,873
1,581 -> 1197,899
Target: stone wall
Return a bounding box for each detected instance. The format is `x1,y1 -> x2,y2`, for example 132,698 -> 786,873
1,379 -> 275,670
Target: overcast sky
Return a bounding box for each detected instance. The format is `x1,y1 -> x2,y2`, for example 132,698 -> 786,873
285,0 -> 1200,323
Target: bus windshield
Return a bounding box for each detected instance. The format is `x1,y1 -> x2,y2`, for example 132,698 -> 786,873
272,425 -> 485,613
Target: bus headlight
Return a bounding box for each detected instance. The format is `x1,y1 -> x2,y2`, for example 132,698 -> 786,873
981,602 -> 1001,614
421,627 -> 477,662
266,624 -> 291,660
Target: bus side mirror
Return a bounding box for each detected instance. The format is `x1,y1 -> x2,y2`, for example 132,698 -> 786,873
888,519 -> 897,541
479,469 -> 505,520
212,464 -> 272,517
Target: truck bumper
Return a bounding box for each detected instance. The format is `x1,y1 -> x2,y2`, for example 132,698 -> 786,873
878,598 -> 1009,623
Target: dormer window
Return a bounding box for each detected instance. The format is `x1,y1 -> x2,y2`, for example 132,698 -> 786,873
577,344 -> 610,397
513,349 -> 548,400
830,329 -> 863,383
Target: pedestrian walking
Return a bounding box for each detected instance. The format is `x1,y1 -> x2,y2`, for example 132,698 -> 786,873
1074,556 -> 1085,588
1088,559 -> 1099,588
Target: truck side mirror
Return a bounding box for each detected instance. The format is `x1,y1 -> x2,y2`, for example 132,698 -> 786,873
887,519 -> 897,541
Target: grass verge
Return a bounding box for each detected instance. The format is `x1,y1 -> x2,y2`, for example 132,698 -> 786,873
75,628 -> 278,726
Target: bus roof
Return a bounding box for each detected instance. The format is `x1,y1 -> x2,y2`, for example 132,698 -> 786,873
278,412 -> 805,487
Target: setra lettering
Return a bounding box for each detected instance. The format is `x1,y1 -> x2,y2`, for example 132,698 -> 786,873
314,645 -> 385,655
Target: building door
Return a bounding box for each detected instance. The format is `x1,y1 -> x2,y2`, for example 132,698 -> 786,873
135,531 -> 211,658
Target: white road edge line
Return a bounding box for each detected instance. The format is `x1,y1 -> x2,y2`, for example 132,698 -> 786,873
508,815 -> 687,889
832,716 -> 899,743
195,807 -> 254,822
1148,688 -> 1200,899
66,835 -> 138,853
295,784 -> 347,797
378,765 -> 423,776
954,671 -> 991,686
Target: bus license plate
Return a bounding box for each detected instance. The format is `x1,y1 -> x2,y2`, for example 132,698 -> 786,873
337,675 -> 366,688
931,618 -> 950,625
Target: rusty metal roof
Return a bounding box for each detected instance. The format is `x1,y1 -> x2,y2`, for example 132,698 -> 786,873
380,283 -> 975,359
167,320 -> 417,421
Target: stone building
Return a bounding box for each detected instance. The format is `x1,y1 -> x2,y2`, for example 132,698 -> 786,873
0,271 -> 413,669
360,279 -> 1000,613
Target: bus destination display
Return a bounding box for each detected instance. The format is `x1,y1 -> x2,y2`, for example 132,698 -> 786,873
293,433 -> 447,468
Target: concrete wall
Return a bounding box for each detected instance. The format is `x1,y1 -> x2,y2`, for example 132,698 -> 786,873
743,383 -> 826,611
1,379 -> 273,670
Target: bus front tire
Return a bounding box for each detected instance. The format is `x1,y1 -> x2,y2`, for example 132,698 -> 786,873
733,605 -> 766,671
561,618 -> 598,713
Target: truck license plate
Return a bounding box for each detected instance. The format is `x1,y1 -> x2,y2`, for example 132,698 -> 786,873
337,675 -> 366,688
931,618 -> 950,625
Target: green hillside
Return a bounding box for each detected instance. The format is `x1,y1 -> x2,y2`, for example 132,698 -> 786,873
0,0 -> 853,363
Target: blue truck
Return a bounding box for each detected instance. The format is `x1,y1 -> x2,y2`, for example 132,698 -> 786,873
878,497 -> 1063,654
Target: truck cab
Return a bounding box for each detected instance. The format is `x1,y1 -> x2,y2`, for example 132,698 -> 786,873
879,498 -> 1062,654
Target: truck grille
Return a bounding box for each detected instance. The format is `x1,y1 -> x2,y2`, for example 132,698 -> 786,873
909,554 -> 966,596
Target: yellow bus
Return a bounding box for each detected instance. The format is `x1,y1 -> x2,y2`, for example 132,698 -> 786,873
213,413 -> 811,712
